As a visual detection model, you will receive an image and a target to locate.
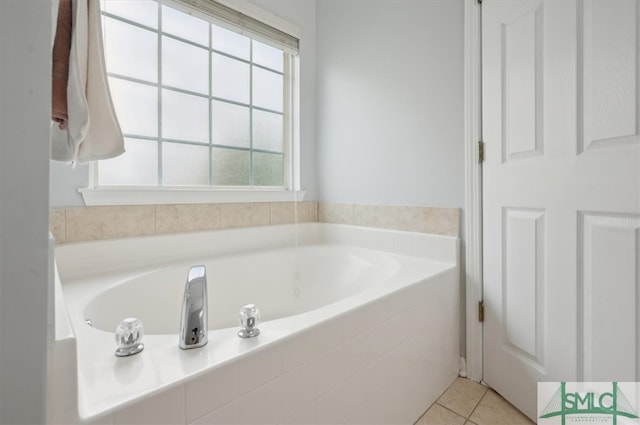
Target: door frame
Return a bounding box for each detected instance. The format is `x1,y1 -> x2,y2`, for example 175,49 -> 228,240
463,0 -> 483,383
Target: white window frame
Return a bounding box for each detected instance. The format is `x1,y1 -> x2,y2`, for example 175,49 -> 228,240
81,0 -> 303,206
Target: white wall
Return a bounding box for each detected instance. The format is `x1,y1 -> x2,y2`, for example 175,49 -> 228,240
316,0 -> 464,208
0,0 -> 52,423
49,0 -> 318,208
50,161 -> 89,207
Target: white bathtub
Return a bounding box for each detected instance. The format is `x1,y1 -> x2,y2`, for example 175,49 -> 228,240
51,223 -> 459,425
82,245 -> 408,335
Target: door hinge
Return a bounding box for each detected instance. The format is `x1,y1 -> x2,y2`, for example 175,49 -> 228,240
478,141 -> 485,163
478,300 -> 484,322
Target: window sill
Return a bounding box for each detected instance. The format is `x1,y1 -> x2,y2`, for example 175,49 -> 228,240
79,187 -> 306,206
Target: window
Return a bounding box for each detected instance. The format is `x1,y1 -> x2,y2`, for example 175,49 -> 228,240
97,0 -> 298,191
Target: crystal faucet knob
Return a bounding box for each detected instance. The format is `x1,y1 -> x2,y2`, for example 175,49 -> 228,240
115,317 -> 144,357
238,304 -> 261,338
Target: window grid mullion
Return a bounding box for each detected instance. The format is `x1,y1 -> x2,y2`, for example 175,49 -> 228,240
208,21 -> 213,186
124,134 -> 283,155
157,3 -> 163,186
249,41 -> 254,186
107,73 -> 285,117
283,52 -> 292,190
120,134 -> 159,142
251,61 -> 284,77
160,30 -> 283,77
102,11 -> 156,33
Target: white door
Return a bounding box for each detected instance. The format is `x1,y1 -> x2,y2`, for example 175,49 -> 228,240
482,0 -> 640,420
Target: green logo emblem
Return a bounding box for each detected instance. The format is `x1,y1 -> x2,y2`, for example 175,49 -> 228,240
540,382 -> 639,425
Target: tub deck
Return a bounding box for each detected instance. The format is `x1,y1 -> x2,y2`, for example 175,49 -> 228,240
51,223 -> 459,424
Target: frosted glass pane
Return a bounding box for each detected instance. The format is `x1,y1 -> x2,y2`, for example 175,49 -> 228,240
109,78 -> 158,136
163,143 -> 209,185
253,152 -> 283,186
253,110 -> 283,152
104,18 -> 157,83
212,148 -> 249,186
212,53 -> 249,103
211,24 -> 249,60
252,40 -> 283,72
101,0 -> 158,29
99,138 -> 158,186
162,90 -> 208,143
252,67 -> 283,112
162,5 -> 208,46
211,101 -> 249,148
162,37 -> 208,94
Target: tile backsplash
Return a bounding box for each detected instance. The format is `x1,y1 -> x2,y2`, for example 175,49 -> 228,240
49,201 -> 459,244
318,203 -> 459,237
50,202 -> 317,244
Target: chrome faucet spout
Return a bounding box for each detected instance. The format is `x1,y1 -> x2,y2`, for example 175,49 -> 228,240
179,265 -> 208,349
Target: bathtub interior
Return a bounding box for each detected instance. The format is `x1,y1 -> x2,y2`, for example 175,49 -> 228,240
51,223 -> 460,423
83,245 -> 403,335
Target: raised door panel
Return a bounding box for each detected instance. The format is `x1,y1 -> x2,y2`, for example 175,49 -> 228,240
502,3 -> 544,162
580,213 -> 640,381
503,208 -> 546,368
579,0 -> 640,152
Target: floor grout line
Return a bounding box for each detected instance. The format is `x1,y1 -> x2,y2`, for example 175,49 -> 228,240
467,388 -> 489,420
438,377 -> 490,419
467,387 -> 491,422
435,402 -> 469,421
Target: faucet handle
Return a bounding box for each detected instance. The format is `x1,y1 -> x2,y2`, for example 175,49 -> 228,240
238,304 -> 261,338
115,317 -> 144,357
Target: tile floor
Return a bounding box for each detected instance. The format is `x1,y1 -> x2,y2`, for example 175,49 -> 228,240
414,378 -> 535,425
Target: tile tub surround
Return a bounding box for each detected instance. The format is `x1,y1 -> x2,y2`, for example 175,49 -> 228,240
49,223 -> 460,424
49,202 -> 318,244
49,202 -> 459,244
318,203 -> 460,237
